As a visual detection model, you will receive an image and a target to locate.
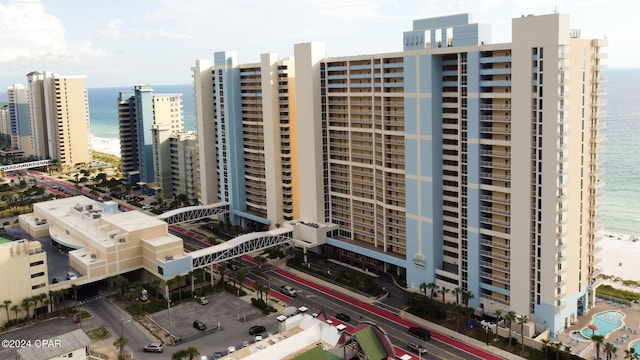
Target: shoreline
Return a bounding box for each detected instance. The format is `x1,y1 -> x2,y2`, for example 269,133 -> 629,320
599,231 -> 640,285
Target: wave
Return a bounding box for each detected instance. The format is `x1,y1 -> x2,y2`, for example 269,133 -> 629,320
90,135 -> 120,158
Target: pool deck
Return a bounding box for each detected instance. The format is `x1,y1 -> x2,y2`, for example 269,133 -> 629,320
558,300 -> 640,358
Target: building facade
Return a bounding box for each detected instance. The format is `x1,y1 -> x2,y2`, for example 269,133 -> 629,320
6,84 -> 32,156
193,52 -> 299,229
167,131 -> 198,203
193,13 -> 605,334
119,86 -> 184,191
24,71 -> 92,167
0,239 -> 48,326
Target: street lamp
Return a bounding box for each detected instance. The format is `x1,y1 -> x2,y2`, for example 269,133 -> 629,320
120,318 -> 131,358
267,277 -> 271,309
167,298 -> 173,344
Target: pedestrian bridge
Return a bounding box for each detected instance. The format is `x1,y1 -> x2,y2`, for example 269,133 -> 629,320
157,202 -> 230,224
0,159 -> 56,172
190,228 -> 293,269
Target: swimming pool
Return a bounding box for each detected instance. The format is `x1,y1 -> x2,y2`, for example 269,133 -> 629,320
579,310 -> 624,340
632,340 -> 640,354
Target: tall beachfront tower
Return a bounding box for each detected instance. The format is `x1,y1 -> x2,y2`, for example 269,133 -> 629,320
6,84 -> 31,155
193,13 -> 605,334
24,71 -> 91,167
118,86 -> 183,187
192,52 -> 299,228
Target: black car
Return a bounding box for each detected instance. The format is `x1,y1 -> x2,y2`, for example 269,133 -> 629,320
193,320 -> 207,330
227,262 -> 240,271
408,326 -> 431,340
407,342 -> 428,355
249,325 -> 265,335
336,313 -> 351,322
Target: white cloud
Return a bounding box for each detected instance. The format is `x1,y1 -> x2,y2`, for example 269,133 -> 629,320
0,0 -> 104,64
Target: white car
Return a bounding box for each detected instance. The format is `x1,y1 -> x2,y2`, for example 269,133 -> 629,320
227,346 -> 236,354
255,335 -> 263,343
280,285 -> 297,297
196,296 -> 208,305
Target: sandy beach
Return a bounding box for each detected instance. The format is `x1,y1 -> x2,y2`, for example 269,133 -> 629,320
91,135 -> 120,157
600,232 -> 640,284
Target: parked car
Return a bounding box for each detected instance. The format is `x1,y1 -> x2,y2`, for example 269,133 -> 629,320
249,325 -> 266,335
143,343 -> 163,353
212,352 -> 223,359
407,342 -> 428,355
242,340 -> 249,348
408,326 -> 431,340
227,346 -> 236,354
193,320 -> 207,330
280,285 -> 297,297
196,296 -> 209,305
255,335 -> 263,343
336,313 -> 351,322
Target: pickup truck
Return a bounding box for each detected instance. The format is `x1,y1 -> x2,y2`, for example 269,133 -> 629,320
280,285 -> 297,297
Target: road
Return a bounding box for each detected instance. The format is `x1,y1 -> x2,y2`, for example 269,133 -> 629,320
258,265 -> 486,360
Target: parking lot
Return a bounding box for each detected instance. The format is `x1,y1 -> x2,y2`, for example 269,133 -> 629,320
149,292 -> 266,342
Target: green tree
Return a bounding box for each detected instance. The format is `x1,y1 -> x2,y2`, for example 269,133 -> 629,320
541,338 -> 551,360
172,349 -> 187,360
625,348 -> 639,360
516,314 -> 528,351
439,287 -> 450,303
505,311 -> 517,344
184,346 -> 200,360
254,255 -> 267,268
604,341 -> 617,360
453,287 -> 462,305
591,334 -> 605,360
419,282 -> 428,297
20,297 -> 32,322
1,299 -> 11,324
426,282 -> 438,299
10,305 -> 19,323
114,336 -> 128,360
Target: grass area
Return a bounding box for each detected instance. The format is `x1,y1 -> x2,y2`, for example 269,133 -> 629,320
80,310 -> 92,319
91,151 -> 120,166
87,326 -> 111,340
596,284 -> 640,302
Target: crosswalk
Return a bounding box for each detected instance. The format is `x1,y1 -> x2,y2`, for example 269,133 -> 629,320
77,295 -> 102,304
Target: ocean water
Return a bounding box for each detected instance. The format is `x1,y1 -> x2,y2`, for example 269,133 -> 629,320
86,70 -> 640,236
601,69 -> 640,236
88,83 -> 196,140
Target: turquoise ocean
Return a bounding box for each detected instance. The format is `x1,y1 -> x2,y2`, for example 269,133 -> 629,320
86,70 -> 640,237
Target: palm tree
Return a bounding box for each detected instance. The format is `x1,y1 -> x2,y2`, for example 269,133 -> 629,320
505,311 -> 517,343
426,282 -> 438,299
114,336 -> 128,359
440,287 -> 450,303
591,334 -> 605,360
236,270 -> 247,295
516,314 -> 528,351
254,283 -> 265,301
495,309 -> 503,327
184,346 -> 200,360
419,282 -> 428,297
254,256 -> 267,269
152,279 -> 161,301
172,349 -> 187,360
541,338 -> 551,360
1,299 -> 11,324
453,287 -> 462,305
10,305 -> 19,323
20,297 -> 31,322
604,342 -> 617,360
625,348 -> 639,360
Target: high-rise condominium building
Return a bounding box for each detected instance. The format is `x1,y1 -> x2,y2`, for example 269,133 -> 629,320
193,52 -> 299,229
118,85 -> 184,189
193,13 -> 605,334
24,71 -> 92,167
167,131 -> 198,203
6,84 -> 31,156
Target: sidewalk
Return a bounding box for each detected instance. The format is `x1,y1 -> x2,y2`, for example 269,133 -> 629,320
279,262 -> 525,360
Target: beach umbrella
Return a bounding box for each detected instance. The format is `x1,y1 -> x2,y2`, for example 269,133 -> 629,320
588,323 -> 599,336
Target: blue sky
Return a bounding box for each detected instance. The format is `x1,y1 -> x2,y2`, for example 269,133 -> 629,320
0,0 -> 637,90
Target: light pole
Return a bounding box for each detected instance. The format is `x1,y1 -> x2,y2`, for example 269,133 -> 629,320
120,318 -> 131,359
167,298 -> 173,344
267,277 -> 271,309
